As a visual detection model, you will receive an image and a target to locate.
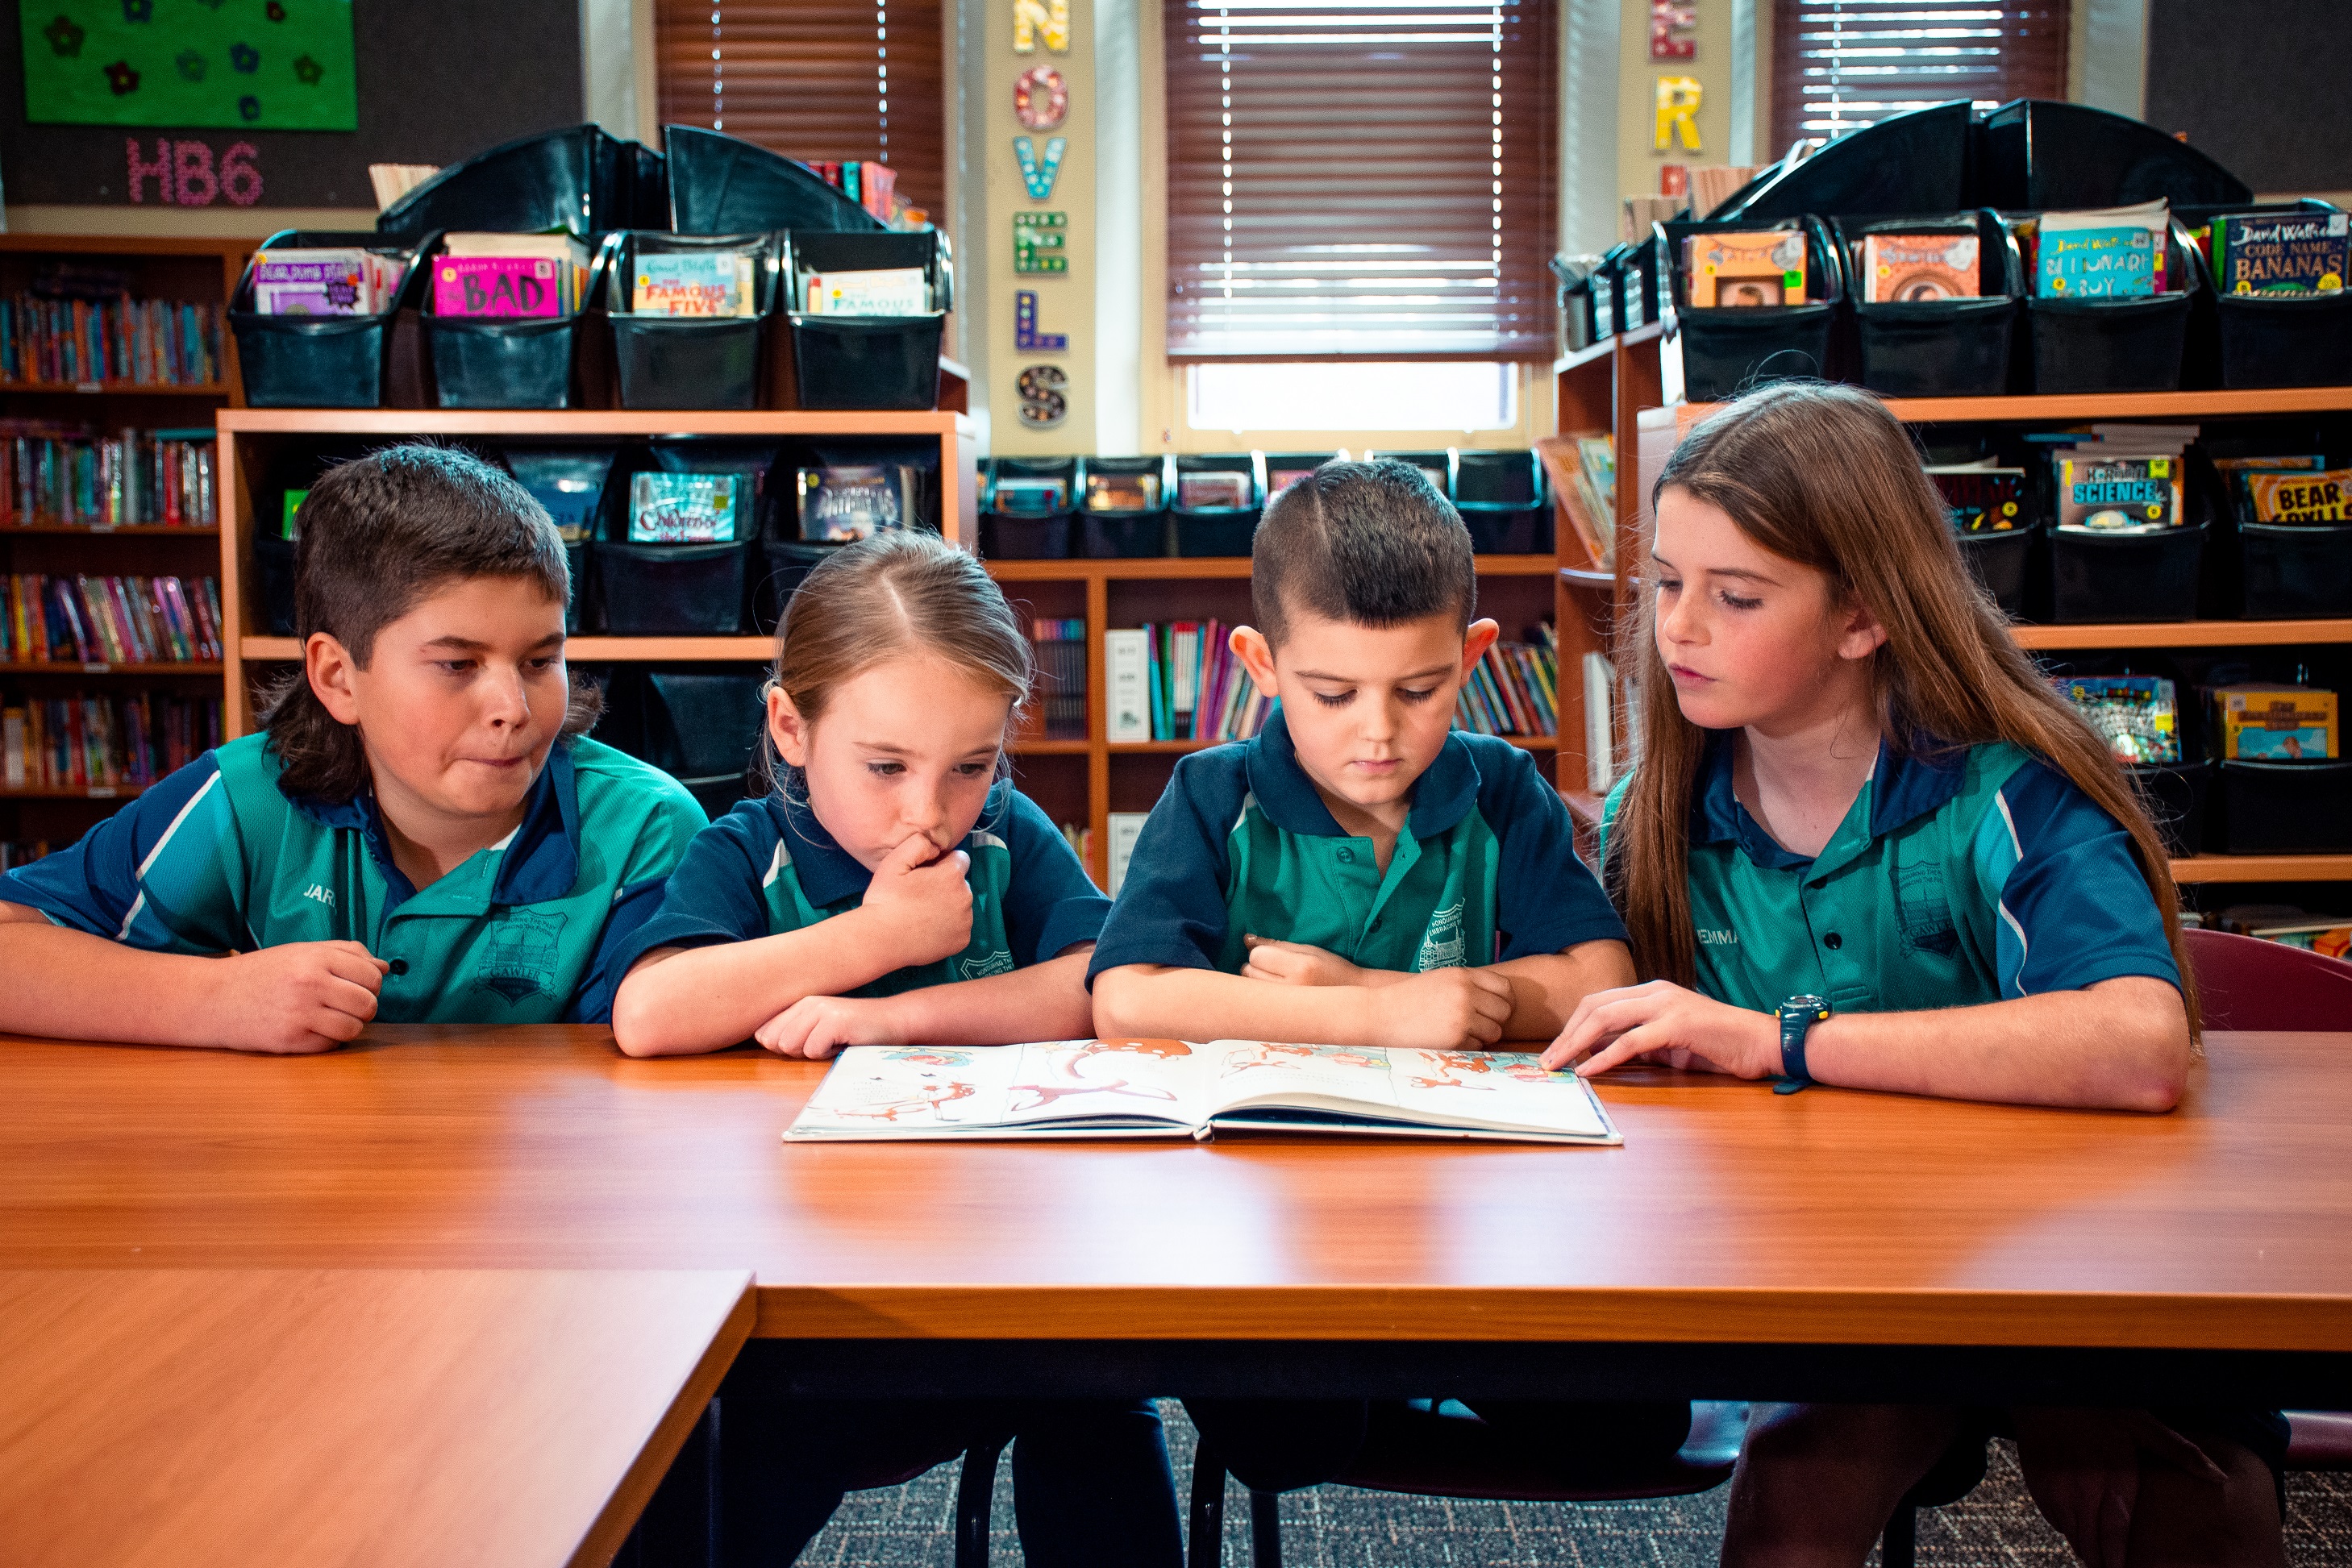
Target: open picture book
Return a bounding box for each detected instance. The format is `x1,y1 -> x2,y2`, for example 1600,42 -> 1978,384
785,1039 -> 1621,1145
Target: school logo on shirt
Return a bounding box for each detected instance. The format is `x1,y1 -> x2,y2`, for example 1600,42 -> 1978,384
477,909 -> 568,1003
1416,903 -> 1467,970
960,950 -> 1015,980
1896,861 -> 1959,959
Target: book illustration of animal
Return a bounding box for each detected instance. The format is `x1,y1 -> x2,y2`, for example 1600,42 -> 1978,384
882,1046 -> 975,1068
1217,1042 -> 1385,1076
1408,1050 -> 1497,1091
1006,1038 -> 1184,1113
837,1079 -> 980,1121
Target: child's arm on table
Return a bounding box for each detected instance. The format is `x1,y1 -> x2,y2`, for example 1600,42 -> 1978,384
755,946 -> 1097,1059
1092,959 -> 1522,1050
1542,975 -> 2188,1112
1238,935 -> 1637,1040
612,832 -> 976,1057
0,901 -> 387,1053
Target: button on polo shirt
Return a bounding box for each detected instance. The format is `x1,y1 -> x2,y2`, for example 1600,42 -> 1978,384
1087,707 -> 1626,984
1600,734 -> 2179,1015
0,733 -> 706,1024
612,780 -> 1111,997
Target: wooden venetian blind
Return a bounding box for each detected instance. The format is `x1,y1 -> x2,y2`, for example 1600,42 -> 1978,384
1771,0 -> 2069,157
655,0 -> 945,218
1164,0 -> 1557,361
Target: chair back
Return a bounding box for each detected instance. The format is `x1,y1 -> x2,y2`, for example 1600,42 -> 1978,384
2184,927 -> 2352,1031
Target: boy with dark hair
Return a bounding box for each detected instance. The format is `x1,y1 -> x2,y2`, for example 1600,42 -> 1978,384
0,444 -> 706,1050
1089,457 -> 1634,1049
1087,458 -> 1659,1501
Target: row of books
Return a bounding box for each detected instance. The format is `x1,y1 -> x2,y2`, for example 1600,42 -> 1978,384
2,575 -> 226,666
1031,618 -> 1088,741
1938,428 -> 2352,537
1546,433 -> 1617,568
1,692 -> 223,791
1454,630 -> 1559,738
2,425 -> 219,529
0,296 -> 223,386
801,268 -> 933,317
0,840 -> 52,870
430,234 -> 594,320
2202,905 -> 2350,959
251,248 -> 411,317
1105,622 -> 1268,743
801,160 -> 926,230
2061,675 -> 2338,765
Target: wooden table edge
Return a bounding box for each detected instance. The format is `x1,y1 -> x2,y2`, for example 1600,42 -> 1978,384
570,1271 -> 757,1568
751,1284 -> 2352,1352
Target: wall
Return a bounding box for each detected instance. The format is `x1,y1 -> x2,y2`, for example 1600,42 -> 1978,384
2144,0 -> 2352,197
2,0 -> 585,236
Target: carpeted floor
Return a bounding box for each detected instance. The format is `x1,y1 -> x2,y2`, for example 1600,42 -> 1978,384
797,1407 -> 2352,1566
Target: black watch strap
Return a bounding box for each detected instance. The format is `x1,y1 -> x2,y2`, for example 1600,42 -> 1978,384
1775,995 -> 1830,1095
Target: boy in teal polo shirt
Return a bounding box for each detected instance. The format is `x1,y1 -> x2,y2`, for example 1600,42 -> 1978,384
1089,459 -> 1655,1501
0,445 -> 705,1049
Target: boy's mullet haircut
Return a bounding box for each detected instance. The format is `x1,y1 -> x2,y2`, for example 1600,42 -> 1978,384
260,443 -> 599,802
1252,459 -> 1476,645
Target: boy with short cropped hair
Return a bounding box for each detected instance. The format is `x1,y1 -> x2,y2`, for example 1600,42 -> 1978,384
0,444 -> 706,1050
1087,458 -> 1661,1501
1088,457 -> 1634,1049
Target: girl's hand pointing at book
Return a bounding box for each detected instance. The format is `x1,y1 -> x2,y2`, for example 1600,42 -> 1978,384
1541,979 -> 1775,1079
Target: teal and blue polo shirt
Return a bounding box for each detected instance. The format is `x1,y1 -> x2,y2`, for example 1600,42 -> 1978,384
0,733 -> 706,1024
1601,734 -> 2180,1013
613,780 -> 1111,995
1086,708 -> 1627,984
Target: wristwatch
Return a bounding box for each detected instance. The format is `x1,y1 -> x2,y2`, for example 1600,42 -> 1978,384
1775,994 -> 1830,1095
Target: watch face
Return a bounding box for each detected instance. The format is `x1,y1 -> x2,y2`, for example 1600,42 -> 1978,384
1784,995 -> 1829,1013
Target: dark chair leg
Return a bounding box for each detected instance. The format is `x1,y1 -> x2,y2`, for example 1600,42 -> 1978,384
954,1431 -> 1014,1568
1881,1501 -> 1918,1568
623,1398 -> 720,1568
1247,1489 -> 1282,1568
1188,1437 -> 1231,1568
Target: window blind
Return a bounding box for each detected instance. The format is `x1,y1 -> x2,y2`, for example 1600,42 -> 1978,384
1771,1 -> 2068,157
1164,0 -> 1558,361
655,0 -> 945,219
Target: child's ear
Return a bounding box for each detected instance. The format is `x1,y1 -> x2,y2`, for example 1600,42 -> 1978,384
1835,599 -> 1890,663
1231,625 -> 1278,690
767,685 -> 812,767
305,633 -> 363,726
1460,618 -> 1501,673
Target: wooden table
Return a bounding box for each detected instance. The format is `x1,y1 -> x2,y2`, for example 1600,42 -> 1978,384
0,1267 -> 753,1568
1,1028 -> 2347,1404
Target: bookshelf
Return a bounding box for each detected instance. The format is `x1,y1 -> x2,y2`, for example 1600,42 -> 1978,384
1,235 -> 250,859
1563,329 -> 2352,889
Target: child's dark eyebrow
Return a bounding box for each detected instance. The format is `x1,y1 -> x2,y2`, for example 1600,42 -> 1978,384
1703,567 -> 1783,585
419,632 -> 566,654
1293,663 -> 1457,684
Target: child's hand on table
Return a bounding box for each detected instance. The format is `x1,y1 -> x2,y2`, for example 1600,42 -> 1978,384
755,993 -> 909,1060
1364,967 -> 1517,1050
1240,936 -> 1377,988
206,941 -> 389,1054
853,831 -> 975,970
1540,979 -> 1777,1079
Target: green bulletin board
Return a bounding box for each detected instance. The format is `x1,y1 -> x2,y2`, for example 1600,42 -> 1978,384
20,0 -> 357,131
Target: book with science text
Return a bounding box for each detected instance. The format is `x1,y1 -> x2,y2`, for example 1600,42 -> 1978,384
785,1038 -> 1621,1144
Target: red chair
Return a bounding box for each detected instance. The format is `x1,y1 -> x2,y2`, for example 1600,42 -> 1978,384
2183,926 -> 2352,1031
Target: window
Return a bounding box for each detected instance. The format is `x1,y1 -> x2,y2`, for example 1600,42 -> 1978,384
1771,1 -> 2068,154
655,0 -> 946,218
1163,0 -> 1558,362
1188,361 -> 1518,431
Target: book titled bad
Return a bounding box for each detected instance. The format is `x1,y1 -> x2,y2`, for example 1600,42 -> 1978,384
2035,200 -> 2167,299
2214,212 -> 2349,296
628,472 -> 742,543
433,256 -> 565,318
785,1038 -> 1621,1144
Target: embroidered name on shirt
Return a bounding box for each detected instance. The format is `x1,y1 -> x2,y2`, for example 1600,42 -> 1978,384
1696,927 -> 1738,945
302,884 -> 334,906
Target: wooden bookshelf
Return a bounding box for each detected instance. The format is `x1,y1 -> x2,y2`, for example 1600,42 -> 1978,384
1,235 -> 250,851
1564,327 -> 2352,886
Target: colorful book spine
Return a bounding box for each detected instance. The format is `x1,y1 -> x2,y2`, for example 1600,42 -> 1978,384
0,691 -> 219,789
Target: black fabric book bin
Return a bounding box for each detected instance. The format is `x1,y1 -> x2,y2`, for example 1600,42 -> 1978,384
980,456 -> 1077,559
252,533 -> 298,636
231,231 -> 427,409
601,666 -> 768,821
1954,525 -> 2036,618
422,235 -> 606,410
2021,215 -> 2203,394
376,125 -> 638,247
594,539 -> 752,634
1661,215 -> 1846,401
786,230 -> 951,410
499,447 -> 618,634
2179,201 -> 2352,389
2129,759 -> 2213,857
606,231 -> 785,410
663,126 -> 888,235
1454,450 -> 1551,554
2215,760 -> 2352,854
754,539 -> 843,632
1171,455 -> 1259,558
1078,456 -> 1171,558
2238,522 -> 2352,618
1839,210 -> 2023,397
2049,521 -> 2206,623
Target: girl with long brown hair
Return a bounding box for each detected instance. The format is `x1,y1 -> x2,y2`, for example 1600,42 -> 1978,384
1539,382 -> 2283,1565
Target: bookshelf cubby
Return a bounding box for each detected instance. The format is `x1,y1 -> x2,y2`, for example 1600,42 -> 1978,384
1,235 -> 251,856
1562,327 -> 2352,889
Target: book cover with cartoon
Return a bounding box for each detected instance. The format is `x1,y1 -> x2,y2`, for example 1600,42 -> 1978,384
786,1039 -> 1621,1144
